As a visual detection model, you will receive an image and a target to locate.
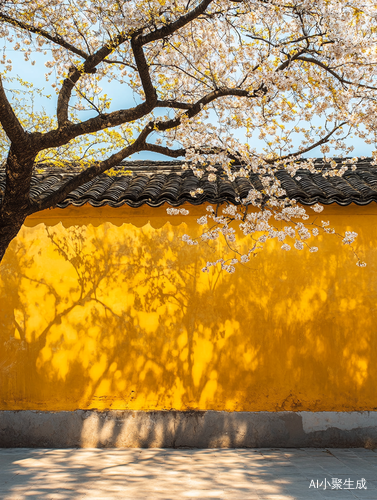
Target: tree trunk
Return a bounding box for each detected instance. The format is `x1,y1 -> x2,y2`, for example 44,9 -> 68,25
0,214 -> 27,262
0,149 -> 35,264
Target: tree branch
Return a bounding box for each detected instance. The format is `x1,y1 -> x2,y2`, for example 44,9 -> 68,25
139,0 -> 213,46
102,59 -> 137,71
276,48 -> 309,72
131,37 -> 157,103
56,65 -> 81,126
246,34 -> 277,47
264,122 -> 348,163
0,75 -> 28,148
0,13 -> 89,59
36,100 -> 153,150
295,56 -> 377,90
144,142 -> 240,161
156,100 -> 193,110
279,33 -> 329,46
144,143 -> 186,157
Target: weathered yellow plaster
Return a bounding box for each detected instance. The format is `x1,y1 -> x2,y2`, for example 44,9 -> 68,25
1,202 -> 377,412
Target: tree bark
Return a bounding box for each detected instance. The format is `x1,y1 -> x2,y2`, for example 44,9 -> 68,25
0,150 -> 35,264
0,214 -> 27,262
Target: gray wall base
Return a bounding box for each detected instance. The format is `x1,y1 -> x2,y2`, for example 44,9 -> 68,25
1,410 -> 377,448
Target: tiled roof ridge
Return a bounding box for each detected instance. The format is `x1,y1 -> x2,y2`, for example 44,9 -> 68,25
1,158 -> 377,208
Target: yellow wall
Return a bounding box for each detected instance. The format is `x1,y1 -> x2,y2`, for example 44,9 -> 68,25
0,203 -> 376,412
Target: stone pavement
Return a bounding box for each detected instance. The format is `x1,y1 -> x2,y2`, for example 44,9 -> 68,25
0,448 -> 376,500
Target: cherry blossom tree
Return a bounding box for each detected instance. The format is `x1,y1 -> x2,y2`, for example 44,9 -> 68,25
0,0 -> 376,264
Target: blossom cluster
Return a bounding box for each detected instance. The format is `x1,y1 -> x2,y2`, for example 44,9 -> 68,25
173,189 -> 364,272
166,208 -> 189,216
343,231 -> 358,245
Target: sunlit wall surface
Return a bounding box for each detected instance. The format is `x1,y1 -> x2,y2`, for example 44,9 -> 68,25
1,203 -> 376,412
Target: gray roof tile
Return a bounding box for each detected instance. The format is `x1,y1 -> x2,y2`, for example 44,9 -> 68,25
1,159 -> 377,209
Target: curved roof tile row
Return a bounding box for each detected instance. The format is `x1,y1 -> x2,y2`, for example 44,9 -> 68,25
1,159 -> 377,208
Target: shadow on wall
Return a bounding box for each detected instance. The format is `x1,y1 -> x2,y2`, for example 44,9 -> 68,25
0,210 -> 376,413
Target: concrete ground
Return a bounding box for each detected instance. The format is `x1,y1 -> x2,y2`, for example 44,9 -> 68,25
0,448 -> 376,500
